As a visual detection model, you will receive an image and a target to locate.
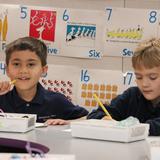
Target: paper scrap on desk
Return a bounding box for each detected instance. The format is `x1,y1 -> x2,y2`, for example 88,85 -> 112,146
151,147 -> 160,160
0,154 -> 75,160
148,139 -> 160,160
35,122 -> 48,128
149,140 -> 160,147
116,116 -> 140,128
63,128 -> 71,132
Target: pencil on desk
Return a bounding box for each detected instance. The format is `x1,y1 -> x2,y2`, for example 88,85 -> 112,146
93,93 -> 112,120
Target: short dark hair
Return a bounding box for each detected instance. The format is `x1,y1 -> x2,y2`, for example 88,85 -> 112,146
5,36 -> 47,66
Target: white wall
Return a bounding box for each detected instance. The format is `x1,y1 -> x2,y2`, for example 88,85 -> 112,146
0,0 -> 159,72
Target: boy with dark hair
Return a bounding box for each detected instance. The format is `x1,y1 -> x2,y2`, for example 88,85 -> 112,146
87,38 -> 160,136
0,36 -> 88,125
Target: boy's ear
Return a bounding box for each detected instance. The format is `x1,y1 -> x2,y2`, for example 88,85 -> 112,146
41,65 -> 48,77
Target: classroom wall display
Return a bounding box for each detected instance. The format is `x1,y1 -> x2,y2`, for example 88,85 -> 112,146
0,4 -> 159,59
0,4 -> 67,57
39,64 -> 80,104
1,5 -> 151,111
123,71 -> 136,90
77,69 -> 125,110
2,5 -> 63,56
60,9 -> 104,59
0,62 -> 137,109
0,4 -> 24,52
103,7 -> 159,57
40,67 -> 136,108
0,4 -> 104,59
26,6 -> 64,57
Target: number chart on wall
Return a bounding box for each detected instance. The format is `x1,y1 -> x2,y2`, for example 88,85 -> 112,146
0,4 -> 104,59
104,7 -> 159,57
39,64 -> 80,104
0,61 -> 137,110
0,5 -> 25,52
77,69 -> 124,110
1,4 -> 160,60
0,4 -> 64,56
60,8 -> 104,59
123,71 -> 136,90
13,5 -> 63,56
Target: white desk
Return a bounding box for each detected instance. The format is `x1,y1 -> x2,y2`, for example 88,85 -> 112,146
0,125 -> 158,160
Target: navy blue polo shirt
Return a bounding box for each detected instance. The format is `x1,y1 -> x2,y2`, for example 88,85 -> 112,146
87,87 -> 160,136
0,83 -> 88,122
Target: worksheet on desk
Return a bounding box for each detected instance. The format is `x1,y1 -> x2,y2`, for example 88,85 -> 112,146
0,154 -> 75,160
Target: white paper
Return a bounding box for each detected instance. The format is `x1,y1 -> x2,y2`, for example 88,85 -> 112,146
0,154 -> 75,160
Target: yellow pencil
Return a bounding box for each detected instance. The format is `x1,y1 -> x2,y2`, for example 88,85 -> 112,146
2,14 -> 8,41
10,79 -> 16,85
93,93 -> 112,120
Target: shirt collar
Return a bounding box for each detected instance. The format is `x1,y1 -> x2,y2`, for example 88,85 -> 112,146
12,83 -> 45,108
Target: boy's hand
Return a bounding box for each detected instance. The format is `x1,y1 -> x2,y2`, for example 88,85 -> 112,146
45,119 -> 69,125
102,116 -> 113,120
0,81 -> 11,95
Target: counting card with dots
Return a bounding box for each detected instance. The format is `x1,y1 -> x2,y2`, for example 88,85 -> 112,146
40,64 -> 80,104
77,69 -> 124,109
40,78 -> 73,102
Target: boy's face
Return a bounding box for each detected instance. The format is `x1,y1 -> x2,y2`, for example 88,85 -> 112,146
134,65 -> 160,101
6,50 -> 48,91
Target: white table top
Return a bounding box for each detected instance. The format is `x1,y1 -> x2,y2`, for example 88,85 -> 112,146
0,125 -> 159,160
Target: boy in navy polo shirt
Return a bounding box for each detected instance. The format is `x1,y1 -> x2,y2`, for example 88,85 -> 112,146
87,38 -> 160,136
0,37 -> 88,125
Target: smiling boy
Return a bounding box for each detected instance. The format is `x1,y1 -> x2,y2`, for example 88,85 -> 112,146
0,37 -> 88,125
